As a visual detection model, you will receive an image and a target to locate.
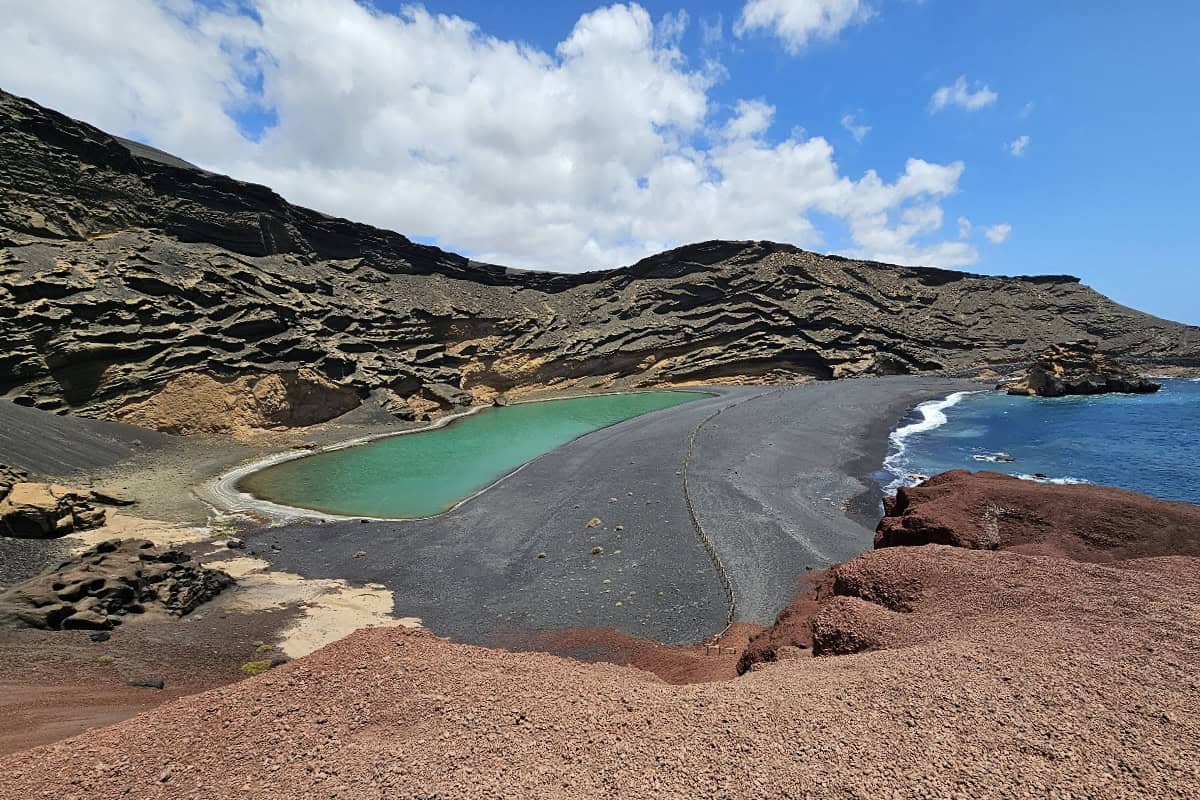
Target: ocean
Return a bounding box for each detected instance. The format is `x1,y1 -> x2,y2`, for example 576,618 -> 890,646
881,378 -> 1200,505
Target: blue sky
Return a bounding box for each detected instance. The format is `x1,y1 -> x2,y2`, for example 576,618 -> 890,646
1,1 -> 1196,323
416,0 -> 1199,323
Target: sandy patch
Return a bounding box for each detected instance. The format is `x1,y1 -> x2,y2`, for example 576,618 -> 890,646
219,557 -> 421,658
63,511 -> 210,552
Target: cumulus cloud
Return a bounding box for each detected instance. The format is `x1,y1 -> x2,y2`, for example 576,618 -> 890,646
985,223 -> 1012,244
930,75 -> 998,112
734,0 -> 874,54
1008,135 -> 1031,156
957,216 -> 972,239
0,0 -> 979,270
840,113 -> 870,142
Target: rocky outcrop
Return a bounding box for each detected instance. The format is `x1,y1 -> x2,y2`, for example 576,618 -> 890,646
1002,340 -> 1161,397
2,89 -> 1198,429
0,481 -> 106,538
874,470 -> 1200,559
0,538 -> 233,630
0,465 -> 28,502
739,472 -> 1200,670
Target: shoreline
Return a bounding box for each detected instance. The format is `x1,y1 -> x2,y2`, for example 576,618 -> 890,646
253,376 -> 976,644
842,388 -> 978,528
203,388 -> 714,523
877,377 -> 1200,503
2,379 -> 974,642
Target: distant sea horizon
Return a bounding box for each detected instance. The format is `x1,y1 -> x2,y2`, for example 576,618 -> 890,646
880,378 -> 1200,506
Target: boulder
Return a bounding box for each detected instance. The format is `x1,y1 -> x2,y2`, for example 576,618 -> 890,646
0,539 -> 234,630
1002,340 -> 1160,397
422,382 -> 473,408
0,482 -> 106,539
369,388 -> 418,420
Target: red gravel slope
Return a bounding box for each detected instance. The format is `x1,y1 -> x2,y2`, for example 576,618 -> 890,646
4,474 -> 1199,798
2,544 -> 1198,798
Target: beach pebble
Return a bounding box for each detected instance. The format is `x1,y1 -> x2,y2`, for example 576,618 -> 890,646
586,517 -> 602,528
591,546 -> 603,555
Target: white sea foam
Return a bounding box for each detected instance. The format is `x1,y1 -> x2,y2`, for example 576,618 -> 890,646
882,391 -> 979,490
1016,473 -> 1091,486
972,452 -> 1016,463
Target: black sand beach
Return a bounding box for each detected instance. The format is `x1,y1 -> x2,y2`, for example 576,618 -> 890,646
246,376 -> 971,644
2,377 -> 970,645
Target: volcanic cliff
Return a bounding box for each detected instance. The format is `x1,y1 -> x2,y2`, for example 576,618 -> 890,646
2,89 -> 1197,432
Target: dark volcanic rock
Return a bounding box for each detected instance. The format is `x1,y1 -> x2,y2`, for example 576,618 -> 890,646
0,538 -> 233,630
1003,340 -> 1162,397
739,472 -> 1200,670
1,89 -> 1198,427
89,487 -> 136,506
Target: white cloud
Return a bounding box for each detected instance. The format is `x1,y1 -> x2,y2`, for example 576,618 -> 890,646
1008,135 -> 1030,156
930,75 -> 998,112
655,9 -> 689,48
700,14 -> 724,46
957,216 -> 972,239
840,113 -> 870,142
985,223 -> 1012,244
734,0 -> 874,54
0,0 -> 979,270
1019,101 -> 1035,118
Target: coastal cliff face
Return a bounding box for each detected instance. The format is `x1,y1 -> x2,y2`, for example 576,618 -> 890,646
3,89 -> 1198,431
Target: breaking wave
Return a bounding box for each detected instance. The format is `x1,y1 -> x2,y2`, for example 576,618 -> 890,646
882,391 -> 978,490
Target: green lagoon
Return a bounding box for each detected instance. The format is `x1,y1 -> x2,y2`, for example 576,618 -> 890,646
238,390 -> 706,518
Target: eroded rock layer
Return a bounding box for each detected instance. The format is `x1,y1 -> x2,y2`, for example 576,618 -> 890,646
3,89 -> 1198,429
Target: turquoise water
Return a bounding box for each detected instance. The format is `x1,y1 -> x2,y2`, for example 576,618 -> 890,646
239,391 -> 707,517
882,378 -> 1200,505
